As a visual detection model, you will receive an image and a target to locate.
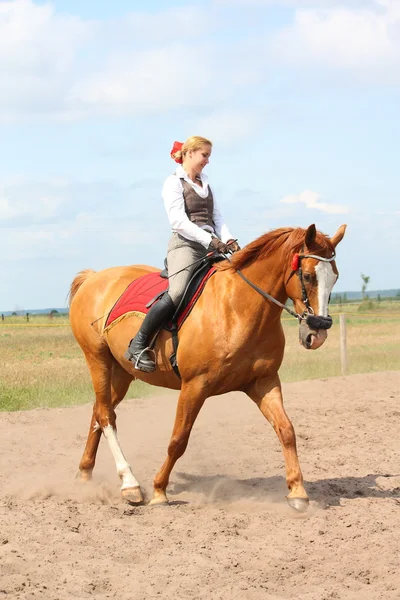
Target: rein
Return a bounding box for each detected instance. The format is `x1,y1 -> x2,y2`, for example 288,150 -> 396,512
228,260 -> 300,319
225,251 -> 336,329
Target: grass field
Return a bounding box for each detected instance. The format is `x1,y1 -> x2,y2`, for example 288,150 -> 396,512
1,301 -> 399,412
0,315 -> 151,412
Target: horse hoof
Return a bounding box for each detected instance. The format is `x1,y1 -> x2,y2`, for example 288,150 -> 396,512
287,497 -> 309,513
76,470 -> 92,482
149,490 -> 169,506
121,486 -> 144,504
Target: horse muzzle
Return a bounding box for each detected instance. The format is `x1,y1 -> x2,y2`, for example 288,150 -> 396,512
299,315 -> 331,350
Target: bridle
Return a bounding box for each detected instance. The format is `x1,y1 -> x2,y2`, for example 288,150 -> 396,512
225,250 -> 336,330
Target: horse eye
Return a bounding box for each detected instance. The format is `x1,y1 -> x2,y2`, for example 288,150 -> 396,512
303,273 -> 312,284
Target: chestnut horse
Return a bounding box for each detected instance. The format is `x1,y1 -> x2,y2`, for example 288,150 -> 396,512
69,224 -> 346,512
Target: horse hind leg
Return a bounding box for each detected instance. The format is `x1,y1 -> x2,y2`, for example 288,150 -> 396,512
78,354 -> 143,504
78,358 -> 131,480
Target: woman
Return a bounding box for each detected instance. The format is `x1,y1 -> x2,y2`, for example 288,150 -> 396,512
125,135 -> 240,372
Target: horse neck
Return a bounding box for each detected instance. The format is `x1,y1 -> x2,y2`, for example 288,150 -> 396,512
237,249 -> 288,317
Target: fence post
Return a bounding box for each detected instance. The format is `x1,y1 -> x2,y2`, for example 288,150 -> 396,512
339,313 -> 348,376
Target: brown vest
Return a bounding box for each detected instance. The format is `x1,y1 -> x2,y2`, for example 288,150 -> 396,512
180,178 -> 214,230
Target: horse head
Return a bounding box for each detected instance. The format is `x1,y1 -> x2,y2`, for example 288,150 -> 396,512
284,224 -> 347,350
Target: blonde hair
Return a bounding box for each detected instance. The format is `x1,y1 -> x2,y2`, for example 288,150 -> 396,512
171,135 -> 212,163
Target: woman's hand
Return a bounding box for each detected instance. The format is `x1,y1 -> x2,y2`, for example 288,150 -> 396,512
226,239 -> 241,253
208,237 -> 229,254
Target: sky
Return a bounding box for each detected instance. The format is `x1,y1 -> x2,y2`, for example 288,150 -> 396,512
1,0 -> 399,311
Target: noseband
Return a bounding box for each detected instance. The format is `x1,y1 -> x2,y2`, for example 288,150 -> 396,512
227,251 -> 336,329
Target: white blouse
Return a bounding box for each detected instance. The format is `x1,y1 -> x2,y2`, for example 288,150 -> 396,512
162,165 -> 234,248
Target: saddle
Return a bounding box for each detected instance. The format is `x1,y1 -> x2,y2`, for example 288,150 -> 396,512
105,254 -> 225,377
149,256 -> 219,317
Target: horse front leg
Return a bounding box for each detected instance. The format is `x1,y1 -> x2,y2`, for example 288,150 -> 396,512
151,382 -> 206,505
246,374 -> 309,512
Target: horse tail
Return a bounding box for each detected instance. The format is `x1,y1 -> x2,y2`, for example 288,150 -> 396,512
69,269 -> 96,306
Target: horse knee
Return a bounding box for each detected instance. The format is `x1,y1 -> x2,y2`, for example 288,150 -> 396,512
96,408 -> 117,430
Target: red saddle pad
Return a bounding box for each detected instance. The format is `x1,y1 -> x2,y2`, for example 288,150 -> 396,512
106,268 -> 216,330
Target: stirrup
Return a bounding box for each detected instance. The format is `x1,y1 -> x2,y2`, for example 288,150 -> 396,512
134,347 -> 156,372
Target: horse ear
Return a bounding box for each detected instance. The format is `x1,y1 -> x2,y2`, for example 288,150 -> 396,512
330,224 -> 347,248
305,224 -> 316,247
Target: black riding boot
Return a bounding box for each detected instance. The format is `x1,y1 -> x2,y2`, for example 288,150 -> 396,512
124,293 -> 176,372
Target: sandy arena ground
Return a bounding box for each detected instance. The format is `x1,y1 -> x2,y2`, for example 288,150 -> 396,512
0,371 -> 399,600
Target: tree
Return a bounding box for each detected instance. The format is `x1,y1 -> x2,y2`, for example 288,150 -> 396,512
361,273 -> 370,300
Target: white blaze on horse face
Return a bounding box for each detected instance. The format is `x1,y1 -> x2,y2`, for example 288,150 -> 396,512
315,262 -> 337,317
103,425 -> 140,490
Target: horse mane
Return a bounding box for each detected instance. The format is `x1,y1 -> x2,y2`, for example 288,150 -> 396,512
69,269 -> 96,306
217,227 -> 334,271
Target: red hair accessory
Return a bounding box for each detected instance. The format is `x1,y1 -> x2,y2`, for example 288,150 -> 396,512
291,254 -> 300,271
170,141 -> 183,163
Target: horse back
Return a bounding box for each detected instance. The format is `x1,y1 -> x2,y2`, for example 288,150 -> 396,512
69,264 -> 160,338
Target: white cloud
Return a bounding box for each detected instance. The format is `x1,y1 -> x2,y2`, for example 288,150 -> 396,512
69,44 -> 216,117
0,0 -> 398,126
0,196 -> 18,219
0,0 -> 91,71
268,1 -> 400,82
0,1 -> 255,122
0,191 -> 64,221
0,1 -> 241,123
0,0 -> 94,121
281,190 -> 349,214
